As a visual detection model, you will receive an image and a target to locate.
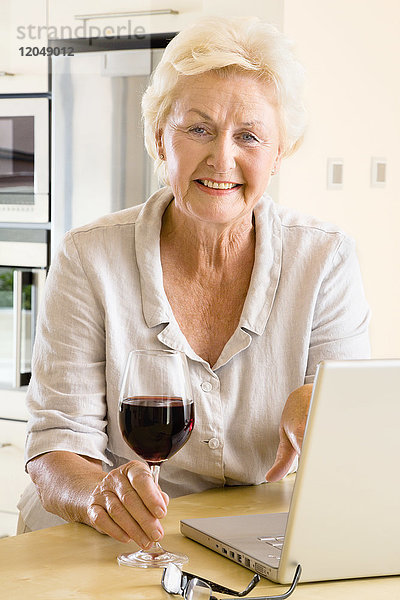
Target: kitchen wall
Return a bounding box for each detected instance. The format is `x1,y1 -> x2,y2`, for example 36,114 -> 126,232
279,0 -> 400,358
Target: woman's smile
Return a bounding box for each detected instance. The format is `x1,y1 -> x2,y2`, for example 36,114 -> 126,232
194,178 -> 242,194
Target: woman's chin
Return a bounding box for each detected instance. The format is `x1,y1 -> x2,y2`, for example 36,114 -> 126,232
189,205 -> 247,227
184,194 -> 250,226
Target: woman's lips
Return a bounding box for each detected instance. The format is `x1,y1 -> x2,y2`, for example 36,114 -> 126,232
194,179 -> 242,194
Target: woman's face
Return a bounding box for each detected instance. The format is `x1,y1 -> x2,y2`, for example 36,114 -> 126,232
158,71 -> 282,227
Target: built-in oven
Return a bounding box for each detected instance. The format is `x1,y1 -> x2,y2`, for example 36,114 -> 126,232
0,228 -> 47,388
0,97 -> 49,223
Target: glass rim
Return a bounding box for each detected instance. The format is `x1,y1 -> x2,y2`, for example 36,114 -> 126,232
119,348 -> 193,407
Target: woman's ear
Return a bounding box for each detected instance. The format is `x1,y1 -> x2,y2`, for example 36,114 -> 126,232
156,128 -> 165,159
272,145 -> 283,175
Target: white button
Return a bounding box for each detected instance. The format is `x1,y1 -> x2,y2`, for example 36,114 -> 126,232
208,438 -> 220,449
200,381 -> 212,392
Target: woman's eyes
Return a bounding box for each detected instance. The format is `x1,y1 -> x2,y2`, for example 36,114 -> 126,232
240,132 -> 259,143
188,126 -> 209,136
187,127 -> 260,144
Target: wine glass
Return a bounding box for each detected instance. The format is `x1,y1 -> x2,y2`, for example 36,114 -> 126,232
117,349 -> 194,568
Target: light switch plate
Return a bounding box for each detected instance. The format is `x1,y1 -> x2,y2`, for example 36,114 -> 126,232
327,158 -> 343,189
371,157 -> 387,187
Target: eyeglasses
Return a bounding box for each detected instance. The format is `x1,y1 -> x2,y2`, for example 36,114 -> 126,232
161,563 -> 302,600
162,563 -> 259,598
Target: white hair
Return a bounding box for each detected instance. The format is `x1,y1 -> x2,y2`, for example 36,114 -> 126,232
142,16 -> 307,184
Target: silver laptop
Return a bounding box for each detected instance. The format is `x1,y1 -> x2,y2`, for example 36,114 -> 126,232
181,359 -> 400,583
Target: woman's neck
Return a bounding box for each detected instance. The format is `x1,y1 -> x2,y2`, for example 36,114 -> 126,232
160,200 -> 255,277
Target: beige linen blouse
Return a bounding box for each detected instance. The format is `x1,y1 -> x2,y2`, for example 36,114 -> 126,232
19,188 -> 370,530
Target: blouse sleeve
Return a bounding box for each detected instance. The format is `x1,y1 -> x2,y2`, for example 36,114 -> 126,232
305,236 -> 371,384
25,232 -> 112,467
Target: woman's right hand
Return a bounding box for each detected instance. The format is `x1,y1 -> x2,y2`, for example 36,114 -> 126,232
86,460 -> 169,547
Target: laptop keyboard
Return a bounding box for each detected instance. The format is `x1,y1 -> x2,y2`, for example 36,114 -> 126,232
257,535 -> 285,559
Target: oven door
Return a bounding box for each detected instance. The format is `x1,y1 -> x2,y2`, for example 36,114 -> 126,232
0,266 -> 46,388
0,228 -> 47,388
0,98 -> 49,223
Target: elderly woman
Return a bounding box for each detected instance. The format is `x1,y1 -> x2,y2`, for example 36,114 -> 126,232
19,16 -> 370,548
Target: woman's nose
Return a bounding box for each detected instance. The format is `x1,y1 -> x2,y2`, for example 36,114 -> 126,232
206,134 -> 236,173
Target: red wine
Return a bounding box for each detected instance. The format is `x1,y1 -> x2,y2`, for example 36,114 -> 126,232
119,396 -> 194,465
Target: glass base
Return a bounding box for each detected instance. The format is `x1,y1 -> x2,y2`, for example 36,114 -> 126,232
117,543 -> 188,569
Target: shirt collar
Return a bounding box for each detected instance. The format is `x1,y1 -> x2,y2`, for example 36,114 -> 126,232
239,193 -> 282,335
135,187 -> 175,328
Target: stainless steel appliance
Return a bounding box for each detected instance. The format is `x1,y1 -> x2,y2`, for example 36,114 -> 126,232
0,35 -> 174,388
0,98 -> 49,223
0,229 -> 47,388
50,34 -> 173,255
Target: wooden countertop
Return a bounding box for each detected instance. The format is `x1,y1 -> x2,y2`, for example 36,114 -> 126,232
1,476 -> 399,599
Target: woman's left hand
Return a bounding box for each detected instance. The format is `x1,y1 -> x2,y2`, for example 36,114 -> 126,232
265,384 -> 313,482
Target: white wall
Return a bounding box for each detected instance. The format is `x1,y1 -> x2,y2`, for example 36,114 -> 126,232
279,0 -> 400,358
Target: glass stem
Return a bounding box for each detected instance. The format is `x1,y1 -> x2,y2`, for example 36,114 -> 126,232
150,463 -> 160,487
147,464 -> 163,554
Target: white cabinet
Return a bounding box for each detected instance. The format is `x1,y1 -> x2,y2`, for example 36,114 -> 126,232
47,0 -> 283,39
0,390 -> 30,538
48,0 -> 201,39
0,0 -> 48,94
